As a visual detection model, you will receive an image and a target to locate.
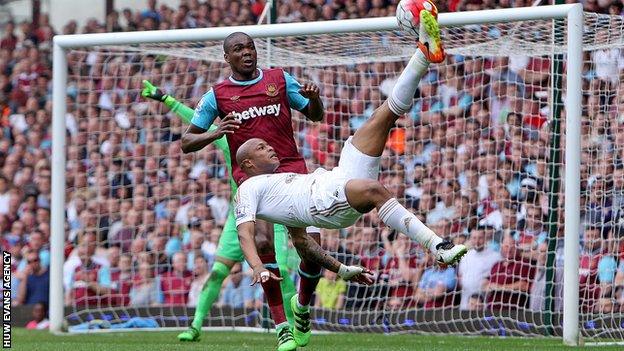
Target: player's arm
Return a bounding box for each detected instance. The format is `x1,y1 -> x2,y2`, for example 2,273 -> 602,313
299,83 -> 324,122
142,80 -> 195,124
237,221 -> 281,285
284,71 -> 324,122
287,226 -> 374,285
235,185 -> 281,285
181,113 -> 240,153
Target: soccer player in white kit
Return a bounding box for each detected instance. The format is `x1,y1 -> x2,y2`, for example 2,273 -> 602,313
234,8 -> 467,287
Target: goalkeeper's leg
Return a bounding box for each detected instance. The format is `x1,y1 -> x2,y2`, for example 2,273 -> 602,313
177,256 -> 235,341
178,212 -> 242,342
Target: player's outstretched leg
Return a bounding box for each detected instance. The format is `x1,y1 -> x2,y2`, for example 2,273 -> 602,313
349,5 -> 445,158
345,179 -> 467,265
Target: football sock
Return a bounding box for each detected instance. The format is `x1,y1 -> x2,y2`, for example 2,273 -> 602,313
388,49 -> 430,116
378,197 -> 442,253
274,225 -> 296,325
260,254 -> 287,325
191,260 -> 230,330
297,260 -> 322,309
279,266 -> 297,324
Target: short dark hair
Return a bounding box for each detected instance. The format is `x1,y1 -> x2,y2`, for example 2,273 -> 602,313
223,32 -> 252,53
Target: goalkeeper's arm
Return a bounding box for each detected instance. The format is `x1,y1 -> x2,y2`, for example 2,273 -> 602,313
141,80 -> 194,124
142,80 -> 231,153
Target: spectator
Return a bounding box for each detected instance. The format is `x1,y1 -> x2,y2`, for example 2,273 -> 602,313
484,234 -> 535,310
107,252 -> 132,306
25,302 -> 49,330
187,255 -> 209,307
63,231 -> 108,291
458,228 -> 501,310
218,263 -> 254,309
384,234 -> 421,309
515,203 -> 547,261
579,223 -> 608,311
64,243 -> 109,307
129,261 -> 162,306
529,243 -> 563,311
314,269 -> 346,310
207,180 -> 230,226
184,219 -> 212,269
413,252 -> 457,309
160,251 -> 192,306
15,249 -> 49,305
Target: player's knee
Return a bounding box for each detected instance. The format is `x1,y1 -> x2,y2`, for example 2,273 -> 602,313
366,181 -> 391,203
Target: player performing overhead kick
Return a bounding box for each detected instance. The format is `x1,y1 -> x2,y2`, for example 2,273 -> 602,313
172,28 -> 360,351
234,3 -> 467,317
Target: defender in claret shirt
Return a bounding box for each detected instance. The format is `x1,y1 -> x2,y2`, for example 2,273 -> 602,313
179,32 -> 325,351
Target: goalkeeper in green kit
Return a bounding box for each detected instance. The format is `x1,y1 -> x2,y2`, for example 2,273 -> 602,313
141,80 -> 297,342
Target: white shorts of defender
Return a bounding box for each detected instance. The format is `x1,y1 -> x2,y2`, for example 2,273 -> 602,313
308,137 -> 381,229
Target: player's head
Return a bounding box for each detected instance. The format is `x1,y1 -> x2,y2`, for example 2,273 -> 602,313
223,32 -> 257,77
236,138 -> 280,176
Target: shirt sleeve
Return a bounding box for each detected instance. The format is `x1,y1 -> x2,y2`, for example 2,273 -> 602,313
235,181 -> 259,227
190,89 -> 219,130
283,71 -> 310,112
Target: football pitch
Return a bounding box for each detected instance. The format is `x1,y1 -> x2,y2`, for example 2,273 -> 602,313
10,328 -> 623,351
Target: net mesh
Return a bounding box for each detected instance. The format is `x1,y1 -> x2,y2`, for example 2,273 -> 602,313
61,13 -> 624,342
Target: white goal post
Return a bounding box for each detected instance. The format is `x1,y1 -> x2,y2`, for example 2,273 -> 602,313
50,4 -> 584,345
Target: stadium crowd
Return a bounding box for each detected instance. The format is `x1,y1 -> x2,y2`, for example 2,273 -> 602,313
2,0 -> 624,329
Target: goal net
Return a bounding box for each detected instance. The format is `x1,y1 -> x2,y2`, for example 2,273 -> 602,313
54,6 -> 624,345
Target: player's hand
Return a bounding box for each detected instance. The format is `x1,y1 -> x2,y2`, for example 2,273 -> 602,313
350,269 -> 375,285
250,265 -> 282,286
299,82 -> 320,99
141,80 -> 166,102
215,113 -> 241,137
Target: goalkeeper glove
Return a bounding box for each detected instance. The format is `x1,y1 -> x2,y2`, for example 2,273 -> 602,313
141,80 -> 175,106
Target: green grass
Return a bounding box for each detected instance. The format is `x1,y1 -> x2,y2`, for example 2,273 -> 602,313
10,328 -> 623,351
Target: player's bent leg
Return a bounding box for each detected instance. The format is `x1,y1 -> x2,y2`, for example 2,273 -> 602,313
344,179 -> 467,265
344,179 -> 392,214
292,230 -> 321,347
349,101 -> 401,157
178,256 -> 237,342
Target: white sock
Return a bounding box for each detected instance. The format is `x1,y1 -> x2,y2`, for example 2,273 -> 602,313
388,50 -> 430,116
378,198 -> 442,253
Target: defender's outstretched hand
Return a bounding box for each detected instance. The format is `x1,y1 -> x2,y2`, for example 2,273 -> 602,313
298,82 -> 320,99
